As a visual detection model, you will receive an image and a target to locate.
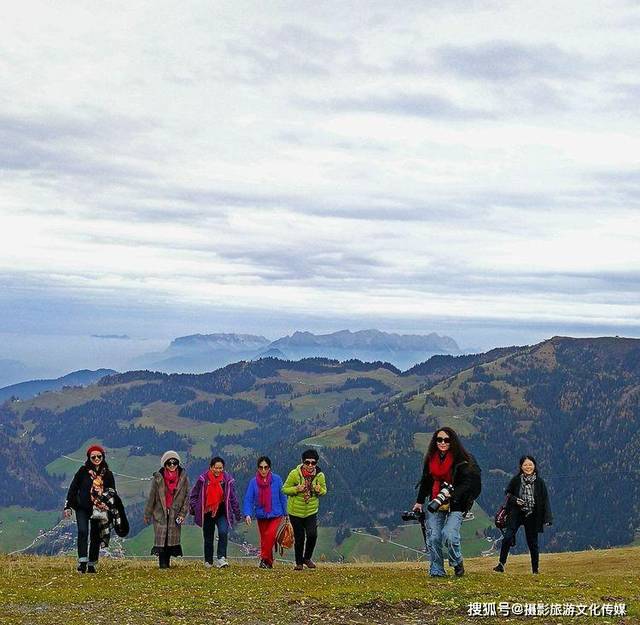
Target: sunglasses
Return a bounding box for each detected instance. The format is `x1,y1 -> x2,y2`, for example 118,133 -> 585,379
436,437 -> 451,444
90,454 -> 103,460
303,460 -> 317,466
258,465 -> 270,470
165,459 -> 179,466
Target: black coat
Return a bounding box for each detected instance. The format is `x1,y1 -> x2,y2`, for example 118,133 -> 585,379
505,474 -> 552,533
64,465 -> 116,511
417,453 -> 482,513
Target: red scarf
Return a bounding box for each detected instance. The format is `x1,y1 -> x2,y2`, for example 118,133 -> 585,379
163,468 -> 179,509
256,470 -> 272,513
429,452 -> 453,499
204,470 -> 224,515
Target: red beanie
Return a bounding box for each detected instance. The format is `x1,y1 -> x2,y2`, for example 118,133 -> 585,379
86,444 -> 105,457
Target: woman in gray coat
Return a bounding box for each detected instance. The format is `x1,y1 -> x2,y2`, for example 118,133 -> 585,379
144,450 -> 190,568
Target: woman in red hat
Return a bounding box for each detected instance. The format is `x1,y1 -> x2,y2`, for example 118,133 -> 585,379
63,444 -> 116,573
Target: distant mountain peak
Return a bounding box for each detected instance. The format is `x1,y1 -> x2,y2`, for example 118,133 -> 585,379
170,333 -> 270,349
271,329 -> 459,351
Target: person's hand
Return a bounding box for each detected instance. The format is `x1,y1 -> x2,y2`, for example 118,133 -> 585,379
245,515 -> 252,526
143,516 -> 150,525
545,522 -> 552,527
516,498 -> 525,506
313,483 -> 322,494
176,516 -> 184,525
63,508 -> 72,520
412,503 -> 423,513
296,484 -> 306,493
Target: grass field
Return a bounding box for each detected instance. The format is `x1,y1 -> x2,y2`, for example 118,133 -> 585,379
0,507 -> 60,553
1,546 -> 638,624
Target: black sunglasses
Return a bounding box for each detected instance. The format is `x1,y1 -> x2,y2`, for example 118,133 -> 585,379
436,437 -> 451,444
90,454 -> 103,460
165,459 -> 179,466
303,460 -> 317,465
258,464 -> 270,470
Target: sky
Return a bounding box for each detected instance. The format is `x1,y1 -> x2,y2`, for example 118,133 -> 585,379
1,1 -> 640,376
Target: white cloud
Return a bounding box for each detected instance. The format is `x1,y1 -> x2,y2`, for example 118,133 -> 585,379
1,0 -> 640,338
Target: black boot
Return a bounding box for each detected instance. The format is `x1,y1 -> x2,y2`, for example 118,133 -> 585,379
77,562 -> 87,574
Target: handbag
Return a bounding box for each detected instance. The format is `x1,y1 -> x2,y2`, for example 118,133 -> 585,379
275,517 -> 295,555
494,495 -> 509,529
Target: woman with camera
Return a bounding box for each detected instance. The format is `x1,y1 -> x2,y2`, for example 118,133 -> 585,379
143,450 -> 190,569
493,455 -> 552,575
412,428 -> 481,578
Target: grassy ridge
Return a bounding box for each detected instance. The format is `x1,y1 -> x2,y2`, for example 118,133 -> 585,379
1,546 -> 639,624
0,507 -> 59,553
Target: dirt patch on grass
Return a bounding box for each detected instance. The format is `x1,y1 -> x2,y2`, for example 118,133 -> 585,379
285,598 -> 436,625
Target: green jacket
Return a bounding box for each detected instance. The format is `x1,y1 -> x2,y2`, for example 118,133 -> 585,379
282,465 -> 327,518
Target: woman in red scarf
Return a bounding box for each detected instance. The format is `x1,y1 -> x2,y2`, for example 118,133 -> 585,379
144,450 -> 190,568
189,456 -> 242,568
413,428 -> 481,578
243,456 -> 288,568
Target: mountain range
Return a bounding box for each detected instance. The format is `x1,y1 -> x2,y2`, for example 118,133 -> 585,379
130,329 -> 460,373
0,369 -> 116,403
1,336 -> 638,559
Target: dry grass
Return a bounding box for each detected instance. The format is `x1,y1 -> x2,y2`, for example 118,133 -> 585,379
1,546 -> 638,625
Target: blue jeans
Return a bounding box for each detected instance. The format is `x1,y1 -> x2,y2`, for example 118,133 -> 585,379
75,508 -> 101,564
427,510 -> 464,576
203,512 -> 228,562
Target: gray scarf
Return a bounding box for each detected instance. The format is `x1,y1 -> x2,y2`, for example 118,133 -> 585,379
519,473 -> 536,517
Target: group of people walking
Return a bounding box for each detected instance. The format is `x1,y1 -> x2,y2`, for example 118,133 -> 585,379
64,428 -> 551,576
63,447 -> 327,572
412,427 -> 552,577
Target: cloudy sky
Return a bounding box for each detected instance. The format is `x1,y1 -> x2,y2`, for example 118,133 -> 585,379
2,0 -> 640,369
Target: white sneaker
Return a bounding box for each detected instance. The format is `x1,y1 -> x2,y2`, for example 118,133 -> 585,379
217,557 -> 229,568
204,561 -> 213,568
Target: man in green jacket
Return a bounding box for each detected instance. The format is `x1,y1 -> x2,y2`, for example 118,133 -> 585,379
283,449 -> 327,570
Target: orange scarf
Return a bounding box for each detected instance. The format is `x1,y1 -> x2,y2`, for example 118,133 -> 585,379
204,470 -> 224,515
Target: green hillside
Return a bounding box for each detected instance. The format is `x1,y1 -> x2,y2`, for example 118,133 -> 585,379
0,507 -> 59,553
3,339 -> 640,558
1,545 -> 638,624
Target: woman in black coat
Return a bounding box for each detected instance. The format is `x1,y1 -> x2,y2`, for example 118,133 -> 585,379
494,455 -> 552,575
63,444 -> 116,573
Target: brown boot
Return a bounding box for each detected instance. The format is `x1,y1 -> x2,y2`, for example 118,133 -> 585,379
303,559 -> 317,569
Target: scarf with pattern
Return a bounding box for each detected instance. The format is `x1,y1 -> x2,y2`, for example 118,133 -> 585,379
88,467 -> 109,511
300,465 -> 316,504
519,473 -> 537,517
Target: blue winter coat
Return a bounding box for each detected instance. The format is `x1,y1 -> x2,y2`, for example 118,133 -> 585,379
242,473 -> 288,519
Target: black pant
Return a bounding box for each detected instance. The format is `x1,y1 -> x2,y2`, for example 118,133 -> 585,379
499,510 -> 539,572
290,513 -> 318,565
75,508 -> 101,563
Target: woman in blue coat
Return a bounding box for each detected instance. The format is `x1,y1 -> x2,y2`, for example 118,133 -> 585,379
243,456 -> 288,568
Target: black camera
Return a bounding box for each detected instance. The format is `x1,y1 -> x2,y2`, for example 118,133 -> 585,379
427,482 -> 454,513
401,510 -> 425,522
